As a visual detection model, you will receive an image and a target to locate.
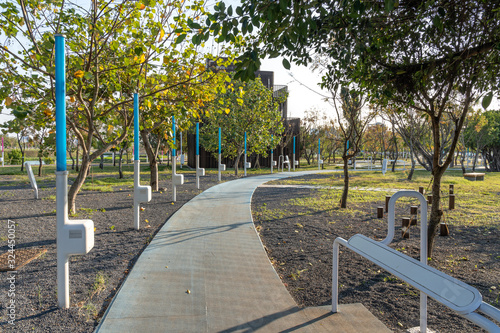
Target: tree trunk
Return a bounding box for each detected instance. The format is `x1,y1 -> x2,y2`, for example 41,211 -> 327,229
427,168 -> 445,257
38,156 -> 43,177
391,125 -> 398,172
76,145 -> 79,172
460,150 -> 466,174
17,135 -> 25,172
118,149 -> 124,179
472,149 -> 479,171
140,131 -> 159,192
69,149 -> 75,170
254,154 -> 261,169
99,155 -> 104,169
407,145 -> 416,181
340,157 -> 349,208
234,151 -> 242,176
68,155 -> 91,214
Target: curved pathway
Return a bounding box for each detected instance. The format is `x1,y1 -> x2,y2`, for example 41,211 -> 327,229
96,171 -> 389,333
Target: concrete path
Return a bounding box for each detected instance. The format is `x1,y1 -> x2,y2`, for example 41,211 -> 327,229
95,171 -> 390,333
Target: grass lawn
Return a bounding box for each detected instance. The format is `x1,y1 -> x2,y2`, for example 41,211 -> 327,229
267,169 -> 500,228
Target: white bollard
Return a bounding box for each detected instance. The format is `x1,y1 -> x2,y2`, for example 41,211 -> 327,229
134,160 -> 151,230
196,155 -> 204,189
172,156 -> 184,201
218,153 -> 226,182
56,171 -> 94,308
271,151 -> 274,174
382,158 -> 388,175
244,153 -> 247,176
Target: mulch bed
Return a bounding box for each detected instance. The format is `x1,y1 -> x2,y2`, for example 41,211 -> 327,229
252,174 -> 500,333
0,168 -> 245,332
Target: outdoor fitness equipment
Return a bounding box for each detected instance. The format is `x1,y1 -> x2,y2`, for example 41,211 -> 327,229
24,160 -> 45,199
270,135 -> 276,174
218,127 -> 225,182
172,116 -> 184,201
333,191 -> 500,332
55,34 -> 94,309
196,122 -> 205,189
133,93 -> 152,230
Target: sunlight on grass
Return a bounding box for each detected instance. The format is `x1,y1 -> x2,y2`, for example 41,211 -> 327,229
267,169 -> 500,229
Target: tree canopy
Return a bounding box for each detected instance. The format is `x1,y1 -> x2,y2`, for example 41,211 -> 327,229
200,77 -> 285,175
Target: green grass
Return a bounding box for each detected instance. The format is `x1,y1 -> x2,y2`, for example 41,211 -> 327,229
262,169 -> 500,229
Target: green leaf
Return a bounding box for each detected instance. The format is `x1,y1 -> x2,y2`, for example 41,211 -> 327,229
175,34 -> 187,44
433,15 -> 443,31
482,92 -> 493,109
83,72 -> 93,80
384,0 -> 395,12
134,46 -> 143,56
227,5 -> 233,16
236,7 -> 243,16
282,58 -> 291,70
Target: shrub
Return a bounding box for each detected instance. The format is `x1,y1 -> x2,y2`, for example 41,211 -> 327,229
7,149 -> 22,165
44,157 -> 54,165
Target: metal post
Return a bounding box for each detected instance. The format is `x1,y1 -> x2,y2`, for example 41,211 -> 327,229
244,131 -> 247,177
55,34 -> 68,309
318,138 -> 321,170
385,192 -> 428,332
133,94 -> 140,230
196,122 -> 200,189
172,116 -> 177,201
180,132 -> 183,169
55,34 -> 94,309
1,137 -> 4,167
218,127 -> 223,182
293,136 -> 296,171
271,135 -> 274,174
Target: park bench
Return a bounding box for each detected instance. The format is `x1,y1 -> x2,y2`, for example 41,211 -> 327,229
332,190 -> 500,332
464,172 -> 485,181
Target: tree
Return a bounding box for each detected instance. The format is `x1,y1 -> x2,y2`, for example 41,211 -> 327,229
463,109 -> 490,172
209,0 -> 499,256
332,87 -> 374,208
200,78 -> 284,175
0,0 -> 227,213
300,108 -> 327,165
473,110 -> 500,171
1,118 -> 29,170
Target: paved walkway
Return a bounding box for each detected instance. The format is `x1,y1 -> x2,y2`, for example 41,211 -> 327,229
95,171 -> 390,333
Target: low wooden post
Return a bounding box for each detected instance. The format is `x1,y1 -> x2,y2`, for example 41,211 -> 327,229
449,194 -> 455,210
418,186 -> 424,194
410,205 -> 418,226
449,184 -> 454,195
385,195 -> 391,213
427,195 -> 432,205
377,206 -> 384,218
440,222 -> 449,236
402,218 -> 410,238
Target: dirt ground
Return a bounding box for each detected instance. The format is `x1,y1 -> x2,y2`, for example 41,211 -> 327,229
0,169 -> 244,332
251,173 -> 500,333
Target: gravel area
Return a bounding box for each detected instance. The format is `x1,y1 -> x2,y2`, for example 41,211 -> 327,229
0,169 -> 244,332
252,174 -> 500,332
